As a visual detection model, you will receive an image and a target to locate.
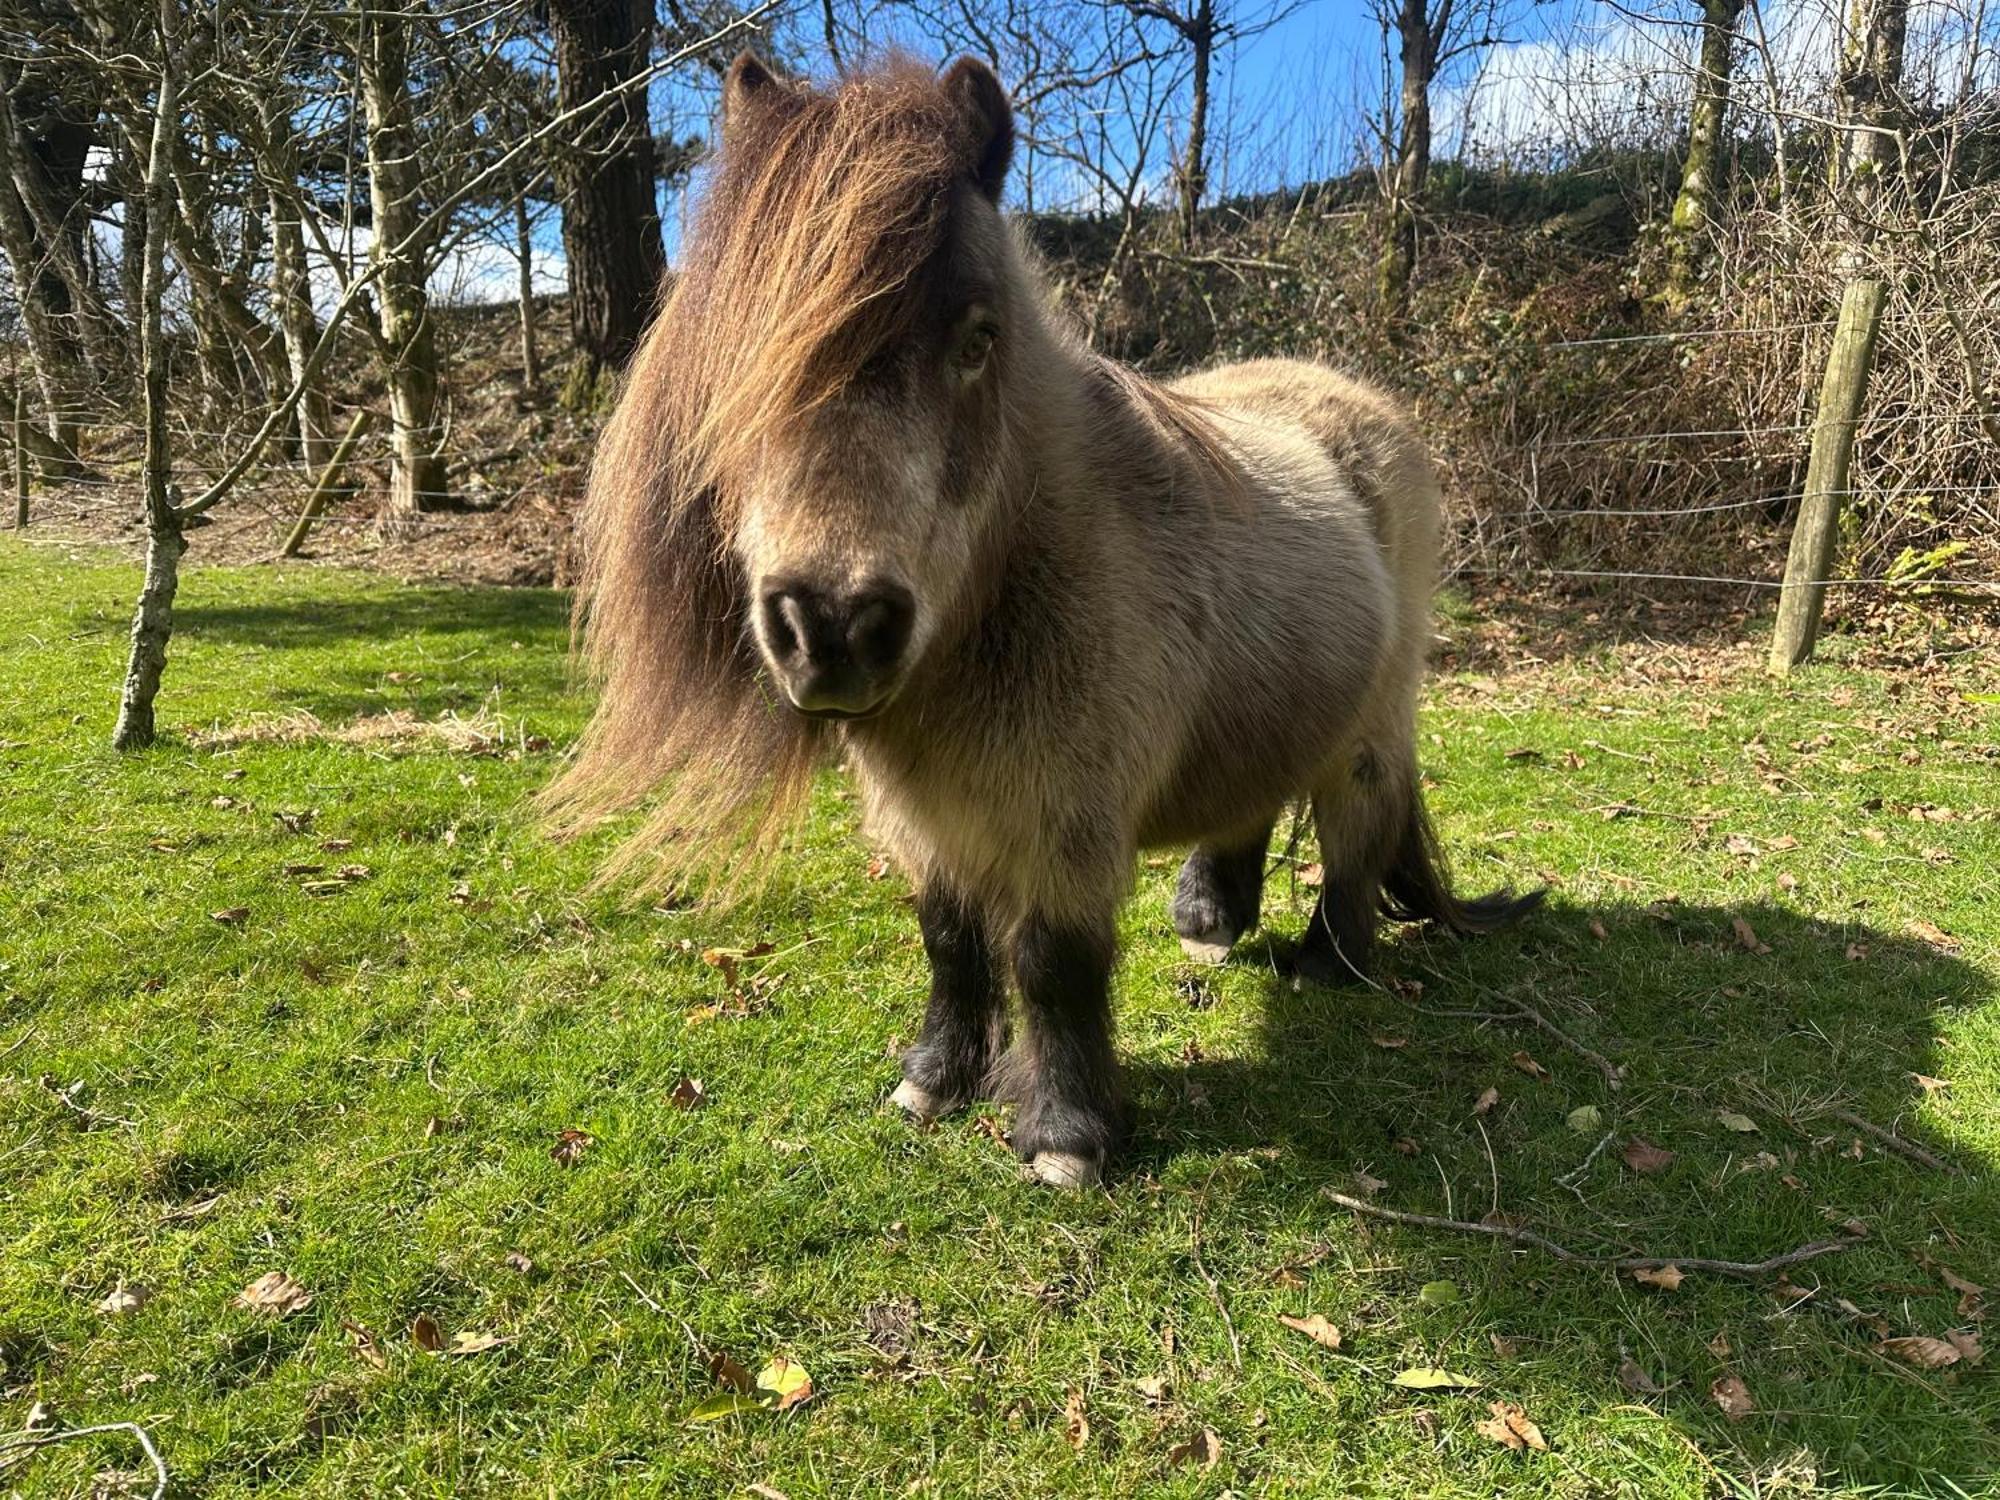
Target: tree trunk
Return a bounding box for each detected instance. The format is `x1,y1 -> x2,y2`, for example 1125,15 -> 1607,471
267,196 -> 332,468
515,191 -> 540,389
0,172 -> 81,474
1665,0 -> 1744,299
1177,0 -> 1214,250
1377,0 -> 1433,316
549,0 -> 665,403
358,0 -> 449,514
113,0 -> 184,752
0,74 -> 121,377
1833,0 -> 1908,205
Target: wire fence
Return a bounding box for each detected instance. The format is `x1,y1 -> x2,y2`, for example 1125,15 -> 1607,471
7,305 -> 1998,605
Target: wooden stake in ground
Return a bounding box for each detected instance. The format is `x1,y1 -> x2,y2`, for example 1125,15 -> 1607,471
280,409 -> 374,558
1768,276 -> 1886,674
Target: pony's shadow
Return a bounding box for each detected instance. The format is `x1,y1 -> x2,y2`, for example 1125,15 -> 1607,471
1128,900 -> 1989,1176
1121,900 -> 1996,1479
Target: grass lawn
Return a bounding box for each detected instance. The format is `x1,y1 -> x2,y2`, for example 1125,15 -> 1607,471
2,537 -> 1995,1498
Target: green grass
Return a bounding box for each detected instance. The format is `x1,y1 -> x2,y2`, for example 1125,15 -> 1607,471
2,538 -> 1996,1498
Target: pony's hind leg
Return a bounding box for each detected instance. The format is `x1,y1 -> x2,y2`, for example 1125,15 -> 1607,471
992,912 -> 1129,1188
1172,816 -> 1276,963
894,882 -> 1007,1119
1168,824 -> 1280,964
1295,746 -> 1408,987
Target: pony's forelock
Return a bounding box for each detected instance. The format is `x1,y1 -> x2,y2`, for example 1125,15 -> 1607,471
537,60 -> 982,894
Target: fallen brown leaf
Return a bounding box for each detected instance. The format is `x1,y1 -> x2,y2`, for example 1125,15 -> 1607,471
1473,1085 -> 1500,1115
96,1284 -> 150,1316
233,1271 -> 312,1317
1622,1137 -> 1676,1175
342,1319 -> 387,1369
1617,1356 -> 1662,1394
210,907 -> 250,925
411,1313 -> 444,1352
1731,917 -> 1771,955
1632,1265 -> 1686,1291
1509,1050 -> 1550,1082
1278,1313 -> 1342,1350
1475,1400 -> 1548,1453
669,1076 -> 707,1110
550,1128 -> 591,1166
1064,1387 -> 1089,1451
1710,1374 -> 1755,1422
1166,1426 -> 1222,1469
710,1352 -> 754,1393
445,1330 -> 508,1356
1878,1335 -> 1966,1370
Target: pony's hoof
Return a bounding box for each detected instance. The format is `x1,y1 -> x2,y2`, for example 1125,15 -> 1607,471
1029,1151 -> 1102,1189
891,1077 -> 949,1120
1178,933 -> 1236,964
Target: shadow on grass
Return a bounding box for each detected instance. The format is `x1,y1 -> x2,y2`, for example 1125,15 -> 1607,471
1124,900 -> 1996,1486
177,586 -> 571,652
173,586 -> 577,723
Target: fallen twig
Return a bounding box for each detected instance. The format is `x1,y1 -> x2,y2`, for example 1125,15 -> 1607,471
0,1421 -> 168,1499
1324,1192 -> 1850,1280
1827,1109 -> 1955,1175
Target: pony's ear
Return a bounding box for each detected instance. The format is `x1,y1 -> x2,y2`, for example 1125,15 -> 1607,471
722,50 -> 794,138
941,57 -> 1013,203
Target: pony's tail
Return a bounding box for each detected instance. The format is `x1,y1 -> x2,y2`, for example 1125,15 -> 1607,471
1381,790 -> 1546,935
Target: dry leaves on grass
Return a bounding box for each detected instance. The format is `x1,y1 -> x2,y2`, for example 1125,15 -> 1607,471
1908,919 -> 1961,953
1166,1427 -> 1222,1469
1878,1331 -> 1984,1370
234,1271 -> 313,1317
1632,1265 -> 1686,1291
550,1128 -> 591,1166
1509,1051 -> 1550,1082
1278,1313 -> 1342,1350
96,1284 -> 150,1316
1716,1110 -> 1759,1134
758,1356 -> 814,1412
210,907 -> 250,925
1622,1137 -> 1676,1175
1475,1400 -> 1549,1453
1710,1374 -> 1756,1422
342,1319 -> 387,1370
1731,917 -> 1771,955
1473,1085 -> 1500,1115
669,1076 -> 707,1110
1064,1388 -> 1089,1451
1617,1356 -> 1663,1394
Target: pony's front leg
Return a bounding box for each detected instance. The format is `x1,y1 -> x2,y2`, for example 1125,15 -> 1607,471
893,882 -> 1007,1119
997,912 -> 1130,1189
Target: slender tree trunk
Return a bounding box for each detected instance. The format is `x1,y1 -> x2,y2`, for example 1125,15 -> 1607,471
0,176 -> 80,475
267,186 -> 332,468
358,0 -> 448,514
548,0 -> 665,404
1178,0 -> 1214,249
515,192 -> 540,389
0,77 -> 120,377
1378,0 -> 1433,316
113,0 -> 184,751
1833,0 -> 1908,205
1665,0 -> 1744,299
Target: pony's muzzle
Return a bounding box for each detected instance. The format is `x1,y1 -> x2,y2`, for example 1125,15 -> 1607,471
757,576 -> 915,718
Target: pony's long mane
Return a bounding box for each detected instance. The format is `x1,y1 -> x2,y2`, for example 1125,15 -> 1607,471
539,58 -> 983,892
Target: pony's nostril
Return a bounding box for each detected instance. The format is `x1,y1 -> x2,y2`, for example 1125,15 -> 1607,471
846,586 -> 914,672
759,587 -> 811,666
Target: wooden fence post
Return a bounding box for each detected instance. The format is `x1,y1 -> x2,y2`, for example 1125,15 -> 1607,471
13,387 -> 27,529
1767,276 -> 1886,674
280,409 -> 374,558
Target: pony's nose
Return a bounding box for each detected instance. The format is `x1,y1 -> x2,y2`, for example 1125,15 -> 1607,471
757,577 -> 915,716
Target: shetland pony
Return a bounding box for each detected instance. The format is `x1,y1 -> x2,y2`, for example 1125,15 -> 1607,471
543,53 -> 1540,1187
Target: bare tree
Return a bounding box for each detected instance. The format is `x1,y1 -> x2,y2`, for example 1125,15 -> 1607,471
1664,0 -> 1746,299
548,0 -> 667,404
1373,0 -> 1511,316
357,0 -> 450,516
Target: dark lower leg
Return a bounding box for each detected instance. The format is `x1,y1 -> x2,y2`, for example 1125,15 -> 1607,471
1292,876 -> 1377,986
995,914 -> 1128,1173
899,882 -> 1006,1111
1172,819 -> 1276,955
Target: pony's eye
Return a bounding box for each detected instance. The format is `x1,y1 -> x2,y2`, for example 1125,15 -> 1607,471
954,321 -> 999,375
